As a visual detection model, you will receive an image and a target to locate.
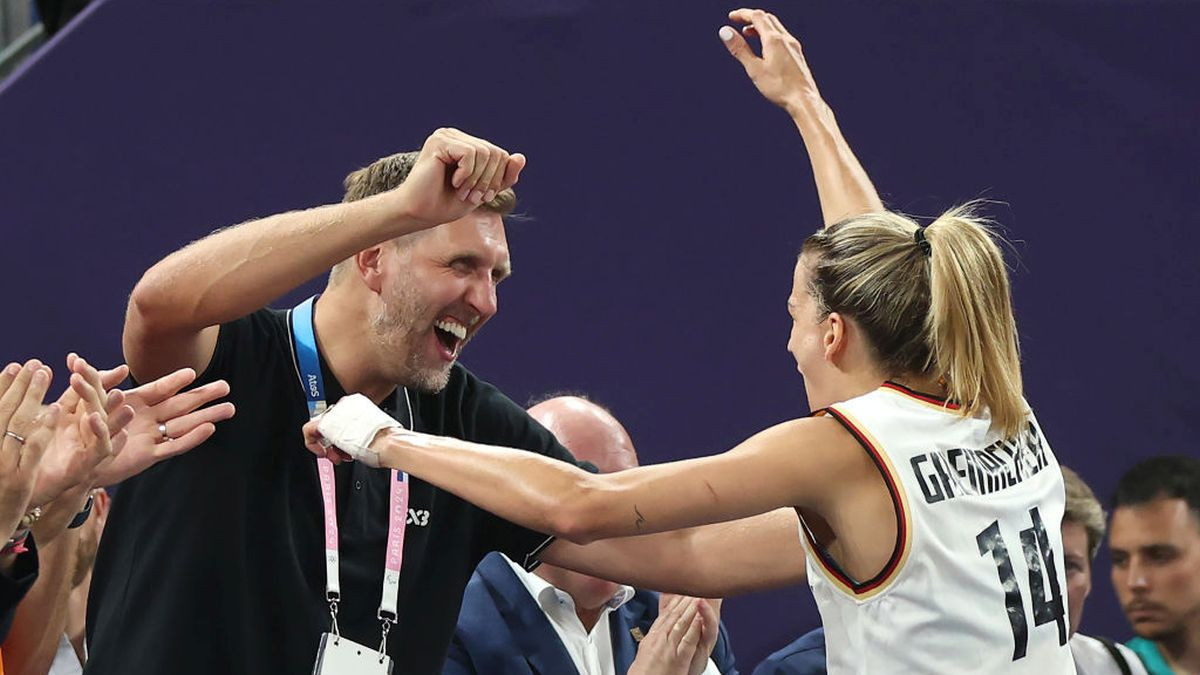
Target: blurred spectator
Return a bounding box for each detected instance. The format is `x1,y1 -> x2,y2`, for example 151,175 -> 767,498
447,395 -> 736,675
1061,467 -> 1147,675
1,356 -> 232,675
1110,457 -> 1200,675
751,628 -> 825,675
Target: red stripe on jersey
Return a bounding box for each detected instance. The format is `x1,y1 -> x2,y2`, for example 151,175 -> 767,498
881,381 -> 961,410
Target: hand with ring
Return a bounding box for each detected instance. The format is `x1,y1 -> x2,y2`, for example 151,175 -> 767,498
88,364 -> 235,488
0,360 -> 61,543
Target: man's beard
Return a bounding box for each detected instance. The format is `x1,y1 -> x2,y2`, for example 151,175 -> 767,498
1133,616 -> 1186,642
370,275 -> 454,394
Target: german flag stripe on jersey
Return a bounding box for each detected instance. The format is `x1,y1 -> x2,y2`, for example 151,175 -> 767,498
806,405 -> 913,598
881,380 -> 962,412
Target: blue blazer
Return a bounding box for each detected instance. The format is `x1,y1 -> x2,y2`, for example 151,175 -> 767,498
445,552 -> 739,674
751,628 -> 826,675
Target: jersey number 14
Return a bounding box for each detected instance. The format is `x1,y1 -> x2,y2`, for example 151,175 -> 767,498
975,506 -> 1067,661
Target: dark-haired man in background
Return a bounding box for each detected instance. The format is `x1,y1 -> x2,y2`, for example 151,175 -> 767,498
1110,456 -> 1200,675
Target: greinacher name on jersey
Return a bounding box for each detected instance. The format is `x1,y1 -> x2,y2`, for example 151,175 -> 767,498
909,421 -> 1051,505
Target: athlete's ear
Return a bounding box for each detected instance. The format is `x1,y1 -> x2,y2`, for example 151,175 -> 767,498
355,246 -> 386,294
823,311 -> 847,362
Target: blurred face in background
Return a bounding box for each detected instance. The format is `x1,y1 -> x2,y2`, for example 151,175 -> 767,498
1061,519 -> 1092,636
527,398 -> 638,614
1109,497 -> 1200,641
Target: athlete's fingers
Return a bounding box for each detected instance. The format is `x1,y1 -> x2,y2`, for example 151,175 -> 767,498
719,24 -> 760,74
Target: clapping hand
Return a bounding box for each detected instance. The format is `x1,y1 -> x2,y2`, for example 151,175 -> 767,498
628,595 -> 705,675
0,361 -> 60,539
86,360 -> 235,487
31,355 -> 132,507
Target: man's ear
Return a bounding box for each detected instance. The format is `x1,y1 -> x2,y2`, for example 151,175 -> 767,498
356,246 -> 386,294
823,311 -> 847,363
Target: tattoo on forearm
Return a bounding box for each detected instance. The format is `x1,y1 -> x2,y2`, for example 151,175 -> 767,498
634,505 -> 646,531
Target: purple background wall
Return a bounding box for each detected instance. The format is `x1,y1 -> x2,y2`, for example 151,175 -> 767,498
2,0 -> 1197,667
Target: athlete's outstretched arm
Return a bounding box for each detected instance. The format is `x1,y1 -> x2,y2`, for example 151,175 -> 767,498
720,8 -> 884,226
123,129 -> 525,382
538,508 -> 808,598
304,408 -> 860,545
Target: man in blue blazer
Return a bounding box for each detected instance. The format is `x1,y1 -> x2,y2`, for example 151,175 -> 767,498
751,629 -> 826,675
445,396 -> 738,675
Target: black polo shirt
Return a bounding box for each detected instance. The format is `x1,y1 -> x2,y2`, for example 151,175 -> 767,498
85,308 -> 576,675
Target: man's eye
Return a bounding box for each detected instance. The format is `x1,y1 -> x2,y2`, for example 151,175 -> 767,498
1148,548 -> 1178,563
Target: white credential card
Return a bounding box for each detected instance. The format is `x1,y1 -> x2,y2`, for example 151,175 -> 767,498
312,633 -> 393,675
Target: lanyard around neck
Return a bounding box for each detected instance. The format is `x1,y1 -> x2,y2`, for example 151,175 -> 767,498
289,296 -> 411,641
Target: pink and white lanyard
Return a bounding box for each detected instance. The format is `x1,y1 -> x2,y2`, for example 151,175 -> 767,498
290,296 -> 411,654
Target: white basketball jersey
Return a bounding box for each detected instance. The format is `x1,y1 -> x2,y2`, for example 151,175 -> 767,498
799,382 -> 1075,674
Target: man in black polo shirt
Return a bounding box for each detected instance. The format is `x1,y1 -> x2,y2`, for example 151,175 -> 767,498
86,128 -> 808,674
84,130 -> 561,674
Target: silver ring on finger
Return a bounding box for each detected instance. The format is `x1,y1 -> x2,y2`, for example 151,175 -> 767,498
5,430 -> 26,444
157,423 -> 173,442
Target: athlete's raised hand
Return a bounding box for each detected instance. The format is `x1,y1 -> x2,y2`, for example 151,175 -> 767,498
391,128 -> 526,227
720,8 -> 821,113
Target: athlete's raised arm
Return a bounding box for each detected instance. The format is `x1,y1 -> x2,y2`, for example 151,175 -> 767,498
720,8 -> 884,226
122,128 -> 525,382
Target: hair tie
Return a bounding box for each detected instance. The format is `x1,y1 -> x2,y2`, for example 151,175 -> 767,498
913,227 -> 932,257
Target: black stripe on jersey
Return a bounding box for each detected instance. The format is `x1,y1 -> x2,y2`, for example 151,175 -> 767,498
809,406 -> 907,594
882,381 -> 961,410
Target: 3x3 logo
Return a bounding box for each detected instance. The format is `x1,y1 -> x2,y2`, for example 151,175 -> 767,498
406,509 -> 430,526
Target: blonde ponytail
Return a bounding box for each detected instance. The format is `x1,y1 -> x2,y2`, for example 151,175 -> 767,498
924,203 -> 1025,436
801,202 -> 1026,437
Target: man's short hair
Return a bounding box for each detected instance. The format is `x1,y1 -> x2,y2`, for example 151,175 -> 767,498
342,151 -> 517,214
1112,455 -> 1200,524
1062,466 -> 1106,560
329,151 -> 518,281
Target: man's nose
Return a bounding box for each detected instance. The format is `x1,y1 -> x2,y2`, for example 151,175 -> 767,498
466,274 -> 498,319
1126,557 -> 1150,591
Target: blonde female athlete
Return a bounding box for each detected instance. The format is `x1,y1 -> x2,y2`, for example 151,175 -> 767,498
306,10 -> 1074,674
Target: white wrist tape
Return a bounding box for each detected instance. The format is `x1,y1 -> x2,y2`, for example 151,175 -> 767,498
316,394 -> 403,468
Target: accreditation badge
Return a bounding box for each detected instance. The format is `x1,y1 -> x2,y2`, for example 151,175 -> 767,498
312,632 -> 393,675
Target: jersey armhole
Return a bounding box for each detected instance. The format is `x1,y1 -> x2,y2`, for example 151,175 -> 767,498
803,406 -> 912,598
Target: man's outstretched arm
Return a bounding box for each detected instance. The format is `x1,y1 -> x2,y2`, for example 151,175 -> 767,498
721,8 -> 884,226
123,129 -> 525,381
